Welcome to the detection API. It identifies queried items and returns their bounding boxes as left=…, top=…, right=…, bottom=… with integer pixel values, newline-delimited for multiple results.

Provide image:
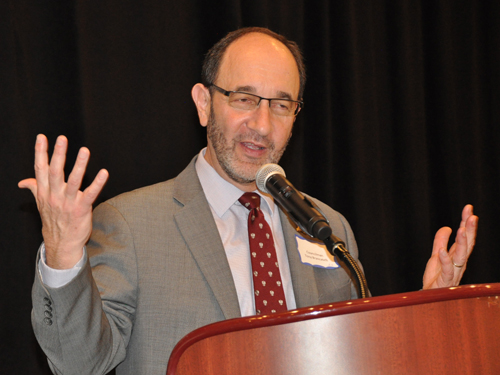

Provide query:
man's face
left=206, top=99, right=292, bottom=184
left=197, top=33, right=301, bottom=191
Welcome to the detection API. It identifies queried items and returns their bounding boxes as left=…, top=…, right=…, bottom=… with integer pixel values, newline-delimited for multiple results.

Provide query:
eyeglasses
left=210, top=84, right=303, bottom=116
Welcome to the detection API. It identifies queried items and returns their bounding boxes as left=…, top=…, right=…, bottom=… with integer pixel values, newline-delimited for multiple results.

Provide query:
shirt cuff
left=38, top=243, right=86, bottom=288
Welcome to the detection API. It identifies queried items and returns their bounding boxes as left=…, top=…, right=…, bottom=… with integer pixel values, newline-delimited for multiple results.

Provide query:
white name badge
left=295, top=234, right=339, bottom=269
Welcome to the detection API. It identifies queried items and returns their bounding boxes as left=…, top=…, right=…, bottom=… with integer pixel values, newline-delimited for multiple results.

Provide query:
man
left=19, top=27, right=478, bottom=375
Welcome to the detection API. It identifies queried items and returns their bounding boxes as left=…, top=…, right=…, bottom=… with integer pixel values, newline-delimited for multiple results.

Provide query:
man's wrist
left=39, top=243, right=87, bottom=288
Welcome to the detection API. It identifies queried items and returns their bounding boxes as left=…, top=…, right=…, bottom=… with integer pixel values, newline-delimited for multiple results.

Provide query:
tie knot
left=238, top=192, right=261, bottom=211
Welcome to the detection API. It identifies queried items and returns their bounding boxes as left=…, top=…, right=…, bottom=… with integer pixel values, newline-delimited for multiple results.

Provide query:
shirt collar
left=195, top=148, right=277, bottom=218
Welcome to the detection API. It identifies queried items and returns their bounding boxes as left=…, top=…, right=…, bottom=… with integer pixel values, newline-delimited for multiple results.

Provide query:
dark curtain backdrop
left=1, top=0, right=499, bottom=373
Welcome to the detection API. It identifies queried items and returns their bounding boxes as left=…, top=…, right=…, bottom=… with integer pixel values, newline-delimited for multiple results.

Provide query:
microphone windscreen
left=255, top=163, right=286, bottom=194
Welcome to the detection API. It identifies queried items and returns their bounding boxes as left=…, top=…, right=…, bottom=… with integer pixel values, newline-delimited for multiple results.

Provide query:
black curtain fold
left=2, top=1, right=499, bottom=373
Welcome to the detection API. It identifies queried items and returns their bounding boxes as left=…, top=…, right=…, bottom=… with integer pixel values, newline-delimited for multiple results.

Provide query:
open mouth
left=242, top=142, right=266, bottom=151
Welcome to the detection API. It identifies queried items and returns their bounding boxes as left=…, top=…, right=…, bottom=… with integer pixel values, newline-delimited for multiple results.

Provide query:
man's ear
left=191, top=83, right=211, bottom=127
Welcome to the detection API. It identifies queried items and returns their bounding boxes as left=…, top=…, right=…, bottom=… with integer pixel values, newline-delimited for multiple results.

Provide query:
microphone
left=255, top=164, right=332, bottom=240
left=256, top=164, right=369, bottom=298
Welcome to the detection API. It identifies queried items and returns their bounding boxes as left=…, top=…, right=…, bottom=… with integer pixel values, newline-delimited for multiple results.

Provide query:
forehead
left=217, top=33, right=300, bottom=98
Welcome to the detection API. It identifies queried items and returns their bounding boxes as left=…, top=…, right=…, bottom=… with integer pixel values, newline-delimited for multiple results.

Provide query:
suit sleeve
left=31, top=202, right=138, bottom=375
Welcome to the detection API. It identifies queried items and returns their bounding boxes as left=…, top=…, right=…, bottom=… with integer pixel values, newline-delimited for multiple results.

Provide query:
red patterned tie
left=239, top=192, right=288, bottom=315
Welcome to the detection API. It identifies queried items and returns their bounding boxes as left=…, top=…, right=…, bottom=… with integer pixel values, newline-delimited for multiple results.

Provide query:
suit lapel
left=173, top=158, right=241, bottom=320
left=279, top=209, right=320, bottom=308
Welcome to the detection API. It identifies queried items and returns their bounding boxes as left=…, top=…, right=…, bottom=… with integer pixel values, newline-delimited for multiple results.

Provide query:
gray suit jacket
left=32, top=156, right=360, bottom=375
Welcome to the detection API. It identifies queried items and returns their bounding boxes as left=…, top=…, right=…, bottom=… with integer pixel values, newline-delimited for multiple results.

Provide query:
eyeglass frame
left=209, top=84, right=304, bottom=116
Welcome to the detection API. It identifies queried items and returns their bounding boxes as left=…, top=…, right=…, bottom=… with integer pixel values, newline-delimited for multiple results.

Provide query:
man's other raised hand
left=422, top=204, right=478, bottom=289
left=19, top=135, right=108, bottom=269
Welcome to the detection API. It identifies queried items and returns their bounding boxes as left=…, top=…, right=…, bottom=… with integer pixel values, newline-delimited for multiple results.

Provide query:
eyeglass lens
left=227, top=92, right=297, bottom=116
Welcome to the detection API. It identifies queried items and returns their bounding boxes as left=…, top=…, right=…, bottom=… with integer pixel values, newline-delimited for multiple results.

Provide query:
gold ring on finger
left=452, top=258, right=464, bottom=268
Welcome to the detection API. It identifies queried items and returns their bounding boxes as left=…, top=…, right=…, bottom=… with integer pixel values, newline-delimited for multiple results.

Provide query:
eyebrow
left=234, top=86, right=294, bottom=100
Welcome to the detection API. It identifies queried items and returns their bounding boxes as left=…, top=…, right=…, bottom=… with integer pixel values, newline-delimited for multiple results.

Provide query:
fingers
left=431, top=226, right=452, bottom=255
left=66, top=147, right=91, bottom=199
left=21, top=134, right=108, bottom=206
left=34, top=134, right=50, bottom=195
left=464, top=213, right=478, bottom=254
left=438, top=248, right=454, bottom=285
left=48, top=136, right=68, bottom=194
left=18, top=178, right=38, bottom=197
left=26, top=134, right=69, bottom=197
left=82, top=169, right=109, bottom=206
left=450, top=227, right=468, bottom=266
left=462, top=204, right=473, bottom=220
left=457, top=204, right=478, bottom=257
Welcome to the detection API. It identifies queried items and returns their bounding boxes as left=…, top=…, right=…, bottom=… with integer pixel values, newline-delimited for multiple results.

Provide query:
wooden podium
left=167, top=283, right=500, bottom=375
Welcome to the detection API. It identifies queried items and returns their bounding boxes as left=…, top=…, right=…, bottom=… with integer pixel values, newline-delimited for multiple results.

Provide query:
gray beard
left=206, top=105, right=291, bottom=185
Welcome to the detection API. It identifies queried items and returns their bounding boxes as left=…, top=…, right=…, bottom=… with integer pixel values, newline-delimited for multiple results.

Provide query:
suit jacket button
left=44, top=304, right=53, bottom=312
left=43, top=297, right=52, bottom=305
left=43, top=317, right=53, bottom=326
left=44, top=311, right=53, bottom=318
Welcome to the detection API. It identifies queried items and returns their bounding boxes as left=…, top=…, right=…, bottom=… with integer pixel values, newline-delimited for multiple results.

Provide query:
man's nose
left=247, top=100, right=273, bottom=136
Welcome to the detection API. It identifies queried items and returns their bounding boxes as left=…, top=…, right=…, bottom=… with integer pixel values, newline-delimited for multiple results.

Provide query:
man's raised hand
left=422, top=204, right=478, bottom=289
left=18, top=135, right=108, bottom=269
